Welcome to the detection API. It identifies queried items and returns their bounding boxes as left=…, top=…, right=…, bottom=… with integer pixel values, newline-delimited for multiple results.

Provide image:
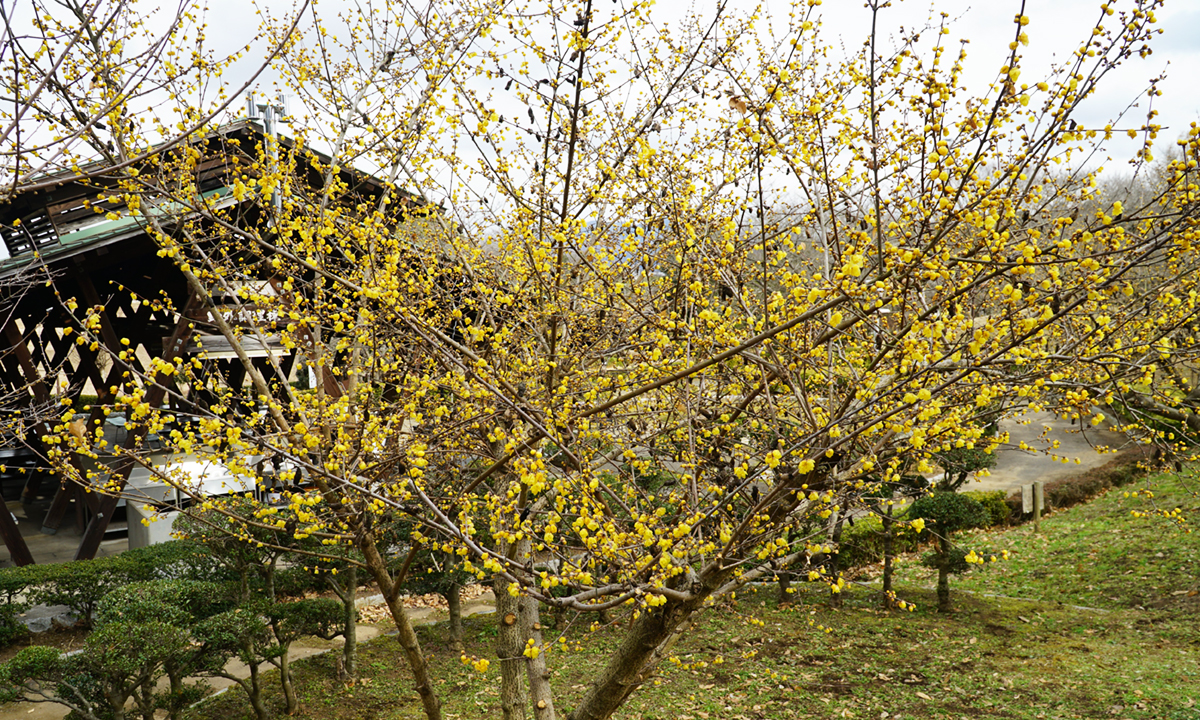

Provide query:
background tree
left=0, top=616, right=192, bottom=720
left=909, top=492, right=991, bottom=612
left=395, top=531, right=476, bottom=654
left=266, top=598, right=345, bottom=715
left=192, top=606, right=279, bottom=720
left=94, top=579, right=231, bottom=719
left=288, top=538, right=366, bottom=679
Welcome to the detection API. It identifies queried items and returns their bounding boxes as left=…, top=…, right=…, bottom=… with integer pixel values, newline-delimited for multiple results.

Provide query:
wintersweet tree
left=6, top=0, right=1200, bottom=719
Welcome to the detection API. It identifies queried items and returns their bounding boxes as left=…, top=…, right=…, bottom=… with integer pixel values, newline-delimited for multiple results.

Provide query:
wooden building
left=0, top=120, right=422, bottom=563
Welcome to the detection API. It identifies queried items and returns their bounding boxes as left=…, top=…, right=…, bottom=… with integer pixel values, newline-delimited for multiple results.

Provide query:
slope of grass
left=917, top=469, right=1200, bottom=611
left=185, top=474, right=1200, bottom=720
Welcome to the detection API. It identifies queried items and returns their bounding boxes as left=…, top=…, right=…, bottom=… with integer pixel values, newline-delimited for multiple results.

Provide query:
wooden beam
left=39, top=480, right=73, bottom=535
left=19, top=468, right=43, bottom=506
left=76, top=274, right=126, bottom=353
left=0, top=501, right=33, bottom=566
left=0, top=324, right=43, bottom=564
left=76, top=274, right=152, bottom=384
left=6, top=316, right=106, bottom=538
left=73, top=343, right=108, bottom=400
left=2, top=323, right=50, bottom=405
left=74, top=292, right=200, bottom=560
left=72, top=486, right=87, bottom=534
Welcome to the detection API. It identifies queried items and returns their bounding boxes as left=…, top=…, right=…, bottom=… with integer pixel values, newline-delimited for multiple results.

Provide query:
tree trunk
left=519, top=594, right=556, bottom=720
left=776, top=571, right=792, bottom=605
left=358, top=536, right=442, bottom=720
left=104, top=689, right=128, bottom=720
left=238, top=565, right=250, bottom=603
left=881, top=502, right=895, bottom=606
left=341, top=566, right=358, bottom=678
left=266, top=554, right=278, bottom=601
left=165, top=668, right=185, bottom=720
left=937, top=534, right=951, bottom=613
left=279, top=647, right=298, bottom=714
left=494, top=573, right=527, bottom=720
left=245, top=664, right=269, bottom=720
left=446, top=582, right=464, bottom=653
left=827, top=511, right=847, bottom=608
left=133, top=682, right=155, bottom=720
left=567, top=568, right=725, bottom=720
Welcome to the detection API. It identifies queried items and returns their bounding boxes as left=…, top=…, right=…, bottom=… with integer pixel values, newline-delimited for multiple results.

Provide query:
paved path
left=966, top=410, right=1129, bottom=494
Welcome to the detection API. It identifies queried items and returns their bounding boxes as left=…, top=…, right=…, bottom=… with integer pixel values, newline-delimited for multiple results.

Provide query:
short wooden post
left=1033, top=481, right=1044, bottom=533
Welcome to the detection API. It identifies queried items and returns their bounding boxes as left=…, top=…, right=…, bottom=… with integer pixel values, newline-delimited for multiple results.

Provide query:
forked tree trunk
left=104, top=689, right=130, bottom=720
left=133, top=682, right=155, bottom=720
left=244, top=663, right=269, bottom=720
left=494, top=574, right=527, bottom=720
left=278, top=650, right=298, bottom=715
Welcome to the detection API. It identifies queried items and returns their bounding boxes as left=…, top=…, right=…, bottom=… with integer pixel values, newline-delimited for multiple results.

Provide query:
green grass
left=185, top=473, right=1200, bottom=720
left=910, top=469, right=1200, bottom=611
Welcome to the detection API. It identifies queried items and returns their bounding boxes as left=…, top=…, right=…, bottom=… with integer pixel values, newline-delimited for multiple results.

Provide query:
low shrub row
left=1003, top=446, right=1154, bottom=517
left=836, top=446, right=1155, bottom=575
left=0, top=539, right=231, bottom=639
left=836, top=489, right=1011, bottom=571
left=0, top=537, right=327, bottom=648
left=0, top=576, right=344, bottom=720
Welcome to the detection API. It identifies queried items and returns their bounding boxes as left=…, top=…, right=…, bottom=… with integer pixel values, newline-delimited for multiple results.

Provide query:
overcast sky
left=193, top=0, right=1198, bottom=171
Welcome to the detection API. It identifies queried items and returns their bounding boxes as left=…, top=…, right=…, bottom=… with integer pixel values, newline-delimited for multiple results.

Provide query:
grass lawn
left=186, top=472, right=1200, bottom=720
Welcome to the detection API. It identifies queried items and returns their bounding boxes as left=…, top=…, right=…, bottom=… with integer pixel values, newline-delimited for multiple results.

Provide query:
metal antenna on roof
left=246, top=92, right=291, bottom=213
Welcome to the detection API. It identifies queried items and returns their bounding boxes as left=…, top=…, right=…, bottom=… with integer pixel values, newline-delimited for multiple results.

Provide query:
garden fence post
left=1033, top=481, right=1044, bottom=534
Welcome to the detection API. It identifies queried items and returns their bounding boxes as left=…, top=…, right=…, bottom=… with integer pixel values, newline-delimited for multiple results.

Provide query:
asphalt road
left=967, top=410, right=1130, bottom=494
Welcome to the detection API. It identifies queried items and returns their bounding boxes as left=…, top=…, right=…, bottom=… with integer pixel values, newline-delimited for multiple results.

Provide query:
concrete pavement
left=965, top=410, right=1129, bottom=494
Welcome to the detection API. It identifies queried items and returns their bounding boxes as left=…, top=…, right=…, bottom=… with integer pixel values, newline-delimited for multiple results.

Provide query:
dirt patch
left=0, top=625, right=88, bottom=664
left=900, top=670, right=929, bottom=685
left=806, top=672, right=854, bottom=696
left=1146, top=589, right=1200, bottom=610
left=984, top=622, right=1015, bottom=636
left=942, top=701, right=1013, bottom=717
left=358, top=584, right=490, bottom=625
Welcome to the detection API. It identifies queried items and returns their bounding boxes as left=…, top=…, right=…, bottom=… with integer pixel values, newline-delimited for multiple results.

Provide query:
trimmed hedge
left=94, top=579, right=232, bottom=628
left=24, top=556, right=141, bottom=627
left=836, top=447, right=1154, bottom=575
left=910, top=492, right=989, bottom=536
left=1003, top=446, right=1154, bottom=517
left=0, top=567, right=34, bottom=647
left=836, top=513, right=924, bottom=571
left=963, top=490, right=1011, bottom=527
left=838, top=491, right=1010, bottom=572
left=121, top=539, right=230, bottom=583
